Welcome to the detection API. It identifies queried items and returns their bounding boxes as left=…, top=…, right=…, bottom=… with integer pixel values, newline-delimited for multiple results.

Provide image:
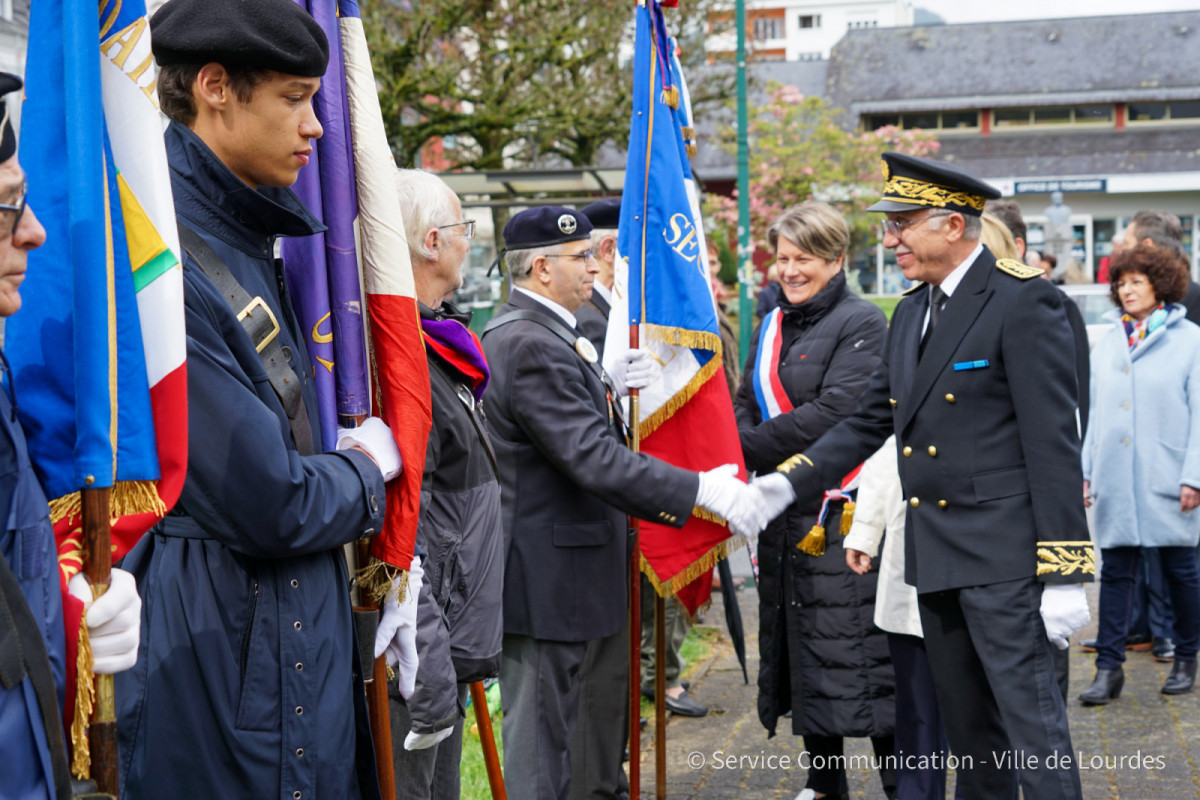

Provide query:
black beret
left=150, top=0, right=329, bottom=78
left=503, top=206, right=593, bottom=251
left=0, top=72, right=20, bottom=163
left=581, top=196, right=621, bottom=229
left=867, top=152, right=1001, bottom=217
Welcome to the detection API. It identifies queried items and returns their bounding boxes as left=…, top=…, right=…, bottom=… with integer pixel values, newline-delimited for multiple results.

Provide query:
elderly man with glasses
left=751, top=153, right=1094, bottom=800
left=481, top=205, right=766, bottom=798
left=382, top=168, right=500, bottom=800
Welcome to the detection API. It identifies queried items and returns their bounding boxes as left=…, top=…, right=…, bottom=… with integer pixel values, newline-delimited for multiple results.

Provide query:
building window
left=0, top=0, right=11, bottom=22
left=753, top=17, right=784, bottom=40
left=796, top=52, right=823, bottom=62
left=799, top=14, right=820, bottom=29
left=862, top=110, right=979, bottom=131
left=993, top=105, right=1116, bottom=127
left=848, top=19, right=878, bottom=29
left=1127, top=101, right=1200, bottom=123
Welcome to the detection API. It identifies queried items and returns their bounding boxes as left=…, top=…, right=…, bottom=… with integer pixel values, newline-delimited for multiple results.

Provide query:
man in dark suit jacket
left=482, top=206, right=763, bottom=799
left=753, top=154, right=1094, bottom=800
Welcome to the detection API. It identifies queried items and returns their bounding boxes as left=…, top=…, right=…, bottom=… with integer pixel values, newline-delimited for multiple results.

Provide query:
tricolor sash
left=752, top=308, right=794, bottom=421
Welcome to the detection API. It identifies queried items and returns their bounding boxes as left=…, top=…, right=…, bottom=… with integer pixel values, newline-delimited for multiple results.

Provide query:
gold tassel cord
left=640, top=532, right=747, bottom=600
left=797, top=525, right=826, bottom=557
left=71, top=623, right=95, bottom=779
left=661, top=86, right=679, bottom=109
left=686, top=144, right=698, bottom=159
left=840, top=501, right=855, bottom=535
left=354, top=557, right=411, bottom=605
left=49, top=479, right=167, bottom=527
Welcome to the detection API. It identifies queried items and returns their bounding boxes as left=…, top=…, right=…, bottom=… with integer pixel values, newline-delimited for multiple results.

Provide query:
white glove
left=608, top=348, right=662, bottom=398
left=337, top=416, right=403, bottom=481
left=404, top=726, right=456, bottom=752
left=374, top=557, right=423, bottom=698
left=67, top=569, right=142, bottom=674
left=1040, top=583, right=1090, bottom=650
left=748, top=473, right=796, bottom=523
left=695, top=463, right=768, bottom=539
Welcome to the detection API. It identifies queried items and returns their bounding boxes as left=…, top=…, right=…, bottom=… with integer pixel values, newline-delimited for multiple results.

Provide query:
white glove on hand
left=375, top=557, right=423, bottom=698
left=608, top=348, right=662, bottom=398
left=748, top=473, right=797, bottom=525
left=1040, top=583, right=1091, bottom=650
left=337, top=416, right=403, bottom=481
left=404, top=726, right=456, bottom=752
left=695, top=464, right=767, bottom=539
left=67, top=569, right=142, bottom=674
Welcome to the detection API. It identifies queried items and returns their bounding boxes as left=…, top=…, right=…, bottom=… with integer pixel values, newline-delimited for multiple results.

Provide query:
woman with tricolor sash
left=734, top=202, right=897, bottom=800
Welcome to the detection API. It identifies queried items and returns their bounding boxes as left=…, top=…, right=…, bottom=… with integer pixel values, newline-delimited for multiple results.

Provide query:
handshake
left=694, top=464, right=798, bottom=544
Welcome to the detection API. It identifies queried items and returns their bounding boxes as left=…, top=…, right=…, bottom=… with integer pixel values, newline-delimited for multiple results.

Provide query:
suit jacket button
left=938, top=500, right=948, bottom=508
left=910, top=497, right=920, bottom=508
left=945, top=393, right=956, bottom=403
left=903, top=446, right=913, bottom=457
left=889, top=398, right=897, bottom=407
left=927, top=446, right=937, bottom=457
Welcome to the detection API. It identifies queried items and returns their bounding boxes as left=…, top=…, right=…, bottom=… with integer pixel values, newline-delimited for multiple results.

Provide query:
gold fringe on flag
left=71, top=624, right=95, bottom=779
left=635, top=324, right=726, bottom=440
left=640, top=531, right=746, bottom=600
left=840, top=501, right=855, bottom=535
left=661, top=86, right=680, bottom=108
left=355, top=557, right=411, bottom=605
left=686, top=144, right=698, bottom=159
left=796, top=524, right=826, bottom=556
left=681, top=126, right=695, bottom=140
left=49, top=480, right=166, bottom=526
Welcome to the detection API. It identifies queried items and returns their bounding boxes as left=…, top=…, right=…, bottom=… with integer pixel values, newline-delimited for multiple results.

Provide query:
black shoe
left=1161, top=659, right=1197, bottom=695
left=1079, top=667, right=1124, bottom=705
left=664, top=689, right=709, bottom=717
left=1127, top=633, right=1153, bottom=651
left=639, top=716, right=647, bottom=731
left=1079, top=638, right=1097, bottom=652
left=680, top=679, right=690, bottom=691
left=1153, top=637, right=1176, bottom=662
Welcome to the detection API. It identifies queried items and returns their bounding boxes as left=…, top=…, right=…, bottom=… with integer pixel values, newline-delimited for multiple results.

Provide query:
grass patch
left=868, top=295, right=904, bottom=320
left=640, top=623, right=720, bottom=718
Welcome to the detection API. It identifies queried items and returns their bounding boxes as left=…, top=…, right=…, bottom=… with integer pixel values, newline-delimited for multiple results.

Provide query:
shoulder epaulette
left=902, top=282, right=926, bottom=296
left=995, top=258, right=1043, bottom=280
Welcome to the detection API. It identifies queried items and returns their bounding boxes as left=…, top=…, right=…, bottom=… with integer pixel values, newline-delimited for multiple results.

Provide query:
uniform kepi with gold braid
left=868, top=151, right=1001, bottom=216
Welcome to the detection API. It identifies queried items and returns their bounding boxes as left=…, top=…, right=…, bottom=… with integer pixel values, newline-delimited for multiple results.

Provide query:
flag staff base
left=83, top=487, right=119, bottom=797
left=355, top=538, right=397, bottom=799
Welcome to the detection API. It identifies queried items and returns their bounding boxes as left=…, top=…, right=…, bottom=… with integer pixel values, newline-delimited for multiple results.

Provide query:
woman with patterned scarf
left=1081, top=244, right=1200, bottom=704
left=733, top=202, right=895, bottom=800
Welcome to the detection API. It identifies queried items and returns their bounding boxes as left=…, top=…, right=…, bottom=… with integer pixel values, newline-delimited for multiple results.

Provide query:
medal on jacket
left=575, top=336, right=599, bottom=363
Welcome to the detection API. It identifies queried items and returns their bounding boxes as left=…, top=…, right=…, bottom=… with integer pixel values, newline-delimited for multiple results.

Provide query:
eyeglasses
left=0, top=183, right=27, bottom=235
left=436, top=219, right=476, bottom=239
left=547, top=249, right=594, bottom=262
left=881, top=210, right=951, bottom=237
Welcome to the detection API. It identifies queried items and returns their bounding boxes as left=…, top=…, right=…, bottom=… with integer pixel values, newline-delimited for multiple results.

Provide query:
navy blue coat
left=115, top=122, right=386, bottom=800
left=0, top=362, right=67, bottom=800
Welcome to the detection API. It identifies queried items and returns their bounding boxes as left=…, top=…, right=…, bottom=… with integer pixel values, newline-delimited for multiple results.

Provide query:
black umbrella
left=717, top=556, right=749, bottom=684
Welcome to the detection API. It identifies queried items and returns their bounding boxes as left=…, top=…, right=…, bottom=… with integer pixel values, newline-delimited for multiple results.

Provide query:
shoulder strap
left=177, top=224, right=315, bottom=456
left=428, top=359, right=498, bottom=477
left=483, top=309, right=606, bottom=386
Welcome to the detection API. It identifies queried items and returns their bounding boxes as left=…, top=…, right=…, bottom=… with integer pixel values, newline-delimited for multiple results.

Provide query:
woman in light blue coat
left=1080, top=245, right=1200, bottom=703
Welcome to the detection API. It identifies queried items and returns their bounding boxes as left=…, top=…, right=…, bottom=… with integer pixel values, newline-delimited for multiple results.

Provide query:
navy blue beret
left=150, top=0, right=329, bottom=78
left=868, top=152, right=1001, bottom=217
left=0, top=72, right=20, bottom=163
left=582, top=196, right=621, bottom=229
left=503, top=206, right=593, bottom=251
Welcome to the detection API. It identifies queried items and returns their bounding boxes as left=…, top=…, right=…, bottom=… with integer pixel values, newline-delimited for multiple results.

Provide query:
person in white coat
left=845, top=437, right=962, bottom=800
left=1080, top=244, right=1200, bottom=702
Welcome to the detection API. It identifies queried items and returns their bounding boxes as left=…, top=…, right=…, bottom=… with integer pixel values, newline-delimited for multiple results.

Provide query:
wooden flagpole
left=82, top=486, right=118, bottom=797
left=470, top=681, right=507, bottom=799
left=354, top=537, right=396, bottom=798
left=627, top=324, right=642, bottom=800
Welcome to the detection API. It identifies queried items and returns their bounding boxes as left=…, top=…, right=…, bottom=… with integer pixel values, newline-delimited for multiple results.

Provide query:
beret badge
left=558, top=214, right=577, bottom=235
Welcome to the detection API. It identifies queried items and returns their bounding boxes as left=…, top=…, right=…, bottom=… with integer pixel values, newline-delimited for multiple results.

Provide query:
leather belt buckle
left=238, top=296, right=281, bottom=353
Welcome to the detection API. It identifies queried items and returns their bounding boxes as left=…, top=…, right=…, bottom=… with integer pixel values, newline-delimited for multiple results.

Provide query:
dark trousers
left=388, top=683, right=468, bottom=800
left=568, top=619, right=630, bottom=800
left=501, top=634, right=589, bottom=800
left=918, top=577, right=1080, bottom=800
left=887, top=633, right=963, bottom=800
left=639, top=573, right=690, bottom=694
left=1128, top=547, right=1176, bottom=640
left=1096, top=546, right=1200, bottom=669
left=802, top=733, right=895, bottom=797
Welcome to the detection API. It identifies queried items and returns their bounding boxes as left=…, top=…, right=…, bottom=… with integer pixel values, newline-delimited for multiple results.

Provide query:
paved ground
left=634, top=579, right=1200, bottom=799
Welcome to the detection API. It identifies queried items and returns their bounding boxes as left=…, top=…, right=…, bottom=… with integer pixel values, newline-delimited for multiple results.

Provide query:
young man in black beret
left=114, top=2, right=407, bottom=798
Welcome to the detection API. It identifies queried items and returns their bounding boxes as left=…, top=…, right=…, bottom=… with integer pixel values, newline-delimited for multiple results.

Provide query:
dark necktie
left=919, top=285, right=947, bottom=359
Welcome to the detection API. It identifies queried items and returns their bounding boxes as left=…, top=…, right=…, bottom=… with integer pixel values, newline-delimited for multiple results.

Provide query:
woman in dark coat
left=735, top=202, right=895, bottom=800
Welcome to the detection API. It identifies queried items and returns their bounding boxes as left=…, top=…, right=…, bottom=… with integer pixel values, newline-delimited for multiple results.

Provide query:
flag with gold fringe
left=6, top=0, right=186, bottom=774
left=603, top=0, right=744, bottom=616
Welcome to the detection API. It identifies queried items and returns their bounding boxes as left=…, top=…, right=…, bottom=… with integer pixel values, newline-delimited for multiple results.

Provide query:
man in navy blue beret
left=114, top=2, right=407, bottom=798
left=481, top=205, right=767, bottom=797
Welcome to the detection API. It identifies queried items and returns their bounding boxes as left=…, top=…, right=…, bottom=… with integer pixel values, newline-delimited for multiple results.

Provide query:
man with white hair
left=387, top=168, right=504, bottom=800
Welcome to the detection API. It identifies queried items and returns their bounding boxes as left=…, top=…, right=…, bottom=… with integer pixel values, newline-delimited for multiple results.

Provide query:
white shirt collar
left=514, top=286, right=577, bottom=329
left=593, top=282, right=613, bottom=304
left=934, top=242, right=984, bottom=299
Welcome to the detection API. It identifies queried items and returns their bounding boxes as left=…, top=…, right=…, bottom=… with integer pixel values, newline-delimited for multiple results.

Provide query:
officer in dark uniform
left=575, top=197, right=620, bottom=357
left=482, top=206, right=763, bottom=799
left=751, top=153, right=1094, bottom=800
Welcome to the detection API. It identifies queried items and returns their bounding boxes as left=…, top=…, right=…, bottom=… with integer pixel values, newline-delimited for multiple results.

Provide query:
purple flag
left=282, top=0, right=371, bottom=446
